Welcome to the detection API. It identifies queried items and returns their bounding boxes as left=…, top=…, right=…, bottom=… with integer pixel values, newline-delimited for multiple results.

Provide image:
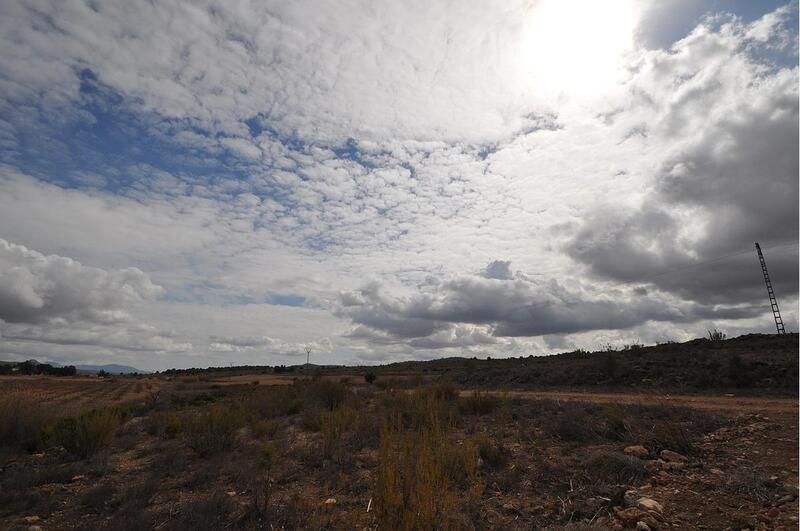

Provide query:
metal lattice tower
left=755, top=242, right=785, bottom=334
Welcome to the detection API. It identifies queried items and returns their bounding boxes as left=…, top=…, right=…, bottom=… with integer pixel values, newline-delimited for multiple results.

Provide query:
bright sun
left=520, top=0, right=639, bottom=98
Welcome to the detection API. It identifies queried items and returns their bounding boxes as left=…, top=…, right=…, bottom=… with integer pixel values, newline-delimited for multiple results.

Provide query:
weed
left=460, top=391, right=499, bottom=415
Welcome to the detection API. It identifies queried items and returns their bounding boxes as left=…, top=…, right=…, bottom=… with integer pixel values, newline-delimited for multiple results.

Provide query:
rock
left=24, top=516, right=40, bottom=524
left=29, top=527, right=43, bottom=531
left=659, top=450, right=688, bottom=463
left=777, top=493, right=797, bottom=505
left=644, top=460, right=663, bottom=473
left=766, top=507, right=780, bottom=518
left=709, top=468, right=724, bottom=475
left=637, top=497, right=664, bottom=514
left=636, top=522, right=652, bottom=531
left=226, top=491, right=237, bottom=497
left=71, top=474, right=87, bottom=481
left=661, top=461, right=685, bottom=471
left=324, top=498, right=337, bottom=505
left=624, top=445, right=649, bottom=458
left=614, top=506, right=642, bottom=523
left=624, top=490, right=638, bottom=507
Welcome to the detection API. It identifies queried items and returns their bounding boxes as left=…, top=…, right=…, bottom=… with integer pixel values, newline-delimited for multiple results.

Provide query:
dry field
left=0, top=371, right=797, bottom=531
left=0, top=376, right=163, bottom=416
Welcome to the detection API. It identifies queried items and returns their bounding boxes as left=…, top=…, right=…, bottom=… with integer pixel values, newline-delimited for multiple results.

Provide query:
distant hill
left=75, top=364, right=149, bottom=375
left=375, top=333, right=798, bottom=394
left=0, top=360, right=148, bottom=375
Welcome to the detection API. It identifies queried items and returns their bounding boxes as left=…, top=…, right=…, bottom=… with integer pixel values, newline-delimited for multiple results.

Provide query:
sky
left=0, top=0, right=797, bottom=370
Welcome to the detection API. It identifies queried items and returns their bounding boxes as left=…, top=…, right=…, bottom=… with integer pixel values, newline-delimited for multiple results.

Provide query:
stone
left=71, top=474, right=87, bottom=481
left=636, top=522, right=652, bottom=531
left=24, top=516, right=40, bottom=524
left=659, top=450, right=688, bottom=463
left=324, top=498, right=337, bottom=505
left=766, top=507, right=780, bottom=518
left=624, top=490, right=638, bottom=507
left=226, top=491, right=237, bottom=497
left=637, top=497, right=664, bottom=514
left=709, top=468, right=724, bottom=475
left=661, top=462, right=685, bottom=471
left=624, top=445, right=649, bottom=458
left=644, top=460, right=663, bottom=473
left=614, top=506, right=642, bottom=523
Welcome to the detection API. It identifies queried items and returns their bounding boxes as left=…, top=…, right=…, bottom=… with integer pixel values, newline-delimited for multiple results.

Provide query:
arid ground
left=0, top=335, right=797, bottom=530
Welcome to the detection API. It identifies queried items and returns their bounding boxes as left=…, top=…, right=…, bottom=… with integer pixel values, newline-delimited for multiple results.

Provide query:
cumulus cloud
left=568, top=9, right=798, bottom=306
left=0, top=238, right=162, bottom=324
left=0, top=2, right=795, bottom=368
left=0, top=239, right=193, bottom=360
left=337, top=261, right=765, bottom=350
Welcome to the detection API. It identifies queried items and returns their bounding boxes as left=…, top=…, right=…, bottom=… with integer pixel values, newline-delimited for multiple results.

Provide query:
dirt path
left=460, top=389, right=798, bottom=414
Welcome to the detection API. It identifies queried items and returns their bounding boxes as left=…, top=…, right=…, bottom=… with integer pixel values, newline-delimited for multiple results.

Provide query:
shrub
left=364, top=371, right=377, bottom=384
left=303, top=380, right=352, bottom=411
left=474, top=433, right=508, bottom=469
left=707, top=329, right=727, bottom=342
left=146, top=411, right=183, bottom=439
left=460, top=391, right=499, bottom=415
left=374, top=422, right=477, bottom=530
left=0, top=391, right=54, bottom=452
left=54, top=408, right=121, bottom=458
left=583, top=450, right=646, bottom=484
left=184, top=404, right=244, bottom=457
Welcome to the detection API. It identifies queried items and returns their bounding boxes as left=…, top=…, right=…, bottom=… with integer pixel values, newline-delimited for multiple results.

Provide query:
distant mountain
left=75, top=364, right=149, bottom=375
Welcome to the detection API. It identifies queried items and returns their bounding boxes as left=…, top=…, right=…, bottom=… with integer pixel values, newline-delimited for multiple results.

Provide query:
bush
left=460, top=391, right=499, bottom=415
left=364, top=371, right=377, bottom=384
left=374, top=422, right=477, bottom=530
left=184, top=405, right=244, bottom=456
left=146, top=411, right=183, bottom=439
left=54, top=408, right=121, bottom=458
left=474, top=433, right=508, bottom=469
left=303, top=379, right=352, bottom=411
left=583, top=450, right=646, bottom=484
left=0, top=391, right=54, bottom=452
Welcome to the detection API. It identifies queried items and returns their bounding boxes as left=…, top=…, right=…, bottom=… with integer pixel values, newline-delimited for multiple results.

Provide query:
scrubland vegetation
left=0, top=334, right=797, bottom=529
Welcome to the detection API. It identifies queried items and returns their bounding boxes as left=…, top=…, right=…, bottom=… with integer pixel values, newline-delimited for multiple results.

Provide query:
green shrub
left=364, top=371, right=377, bottom=384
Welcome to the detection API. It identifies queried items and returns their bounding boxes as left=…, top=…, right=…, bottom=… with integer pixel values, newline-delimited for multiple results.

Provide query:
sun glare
left=520, top=0, right=639, bottom=98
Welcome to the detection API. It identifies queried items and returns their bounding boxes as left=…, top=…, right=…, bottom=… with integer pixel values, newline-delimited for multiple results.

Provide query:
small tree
left=364, top=371, right=377, bottom=384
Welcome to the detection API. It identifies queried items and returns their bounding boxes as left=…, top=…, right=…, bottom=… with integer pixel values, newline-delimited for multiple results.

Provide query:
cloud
left=336, top=261, right=766, bottom=350
left=0, top=2, right=795, bottom=368
left=0, top=238, right=162, bottom=324
left=568, top=9, right=799, bottom=305
left=0, top=239, right=193, bottom=360
left=482, top=260, right=513, bottom=280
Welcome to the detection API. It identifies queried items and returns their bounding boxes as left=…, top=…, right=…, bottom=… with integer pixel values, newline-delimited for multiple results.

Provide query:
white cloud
left=0, top=2, right=795, bottom=368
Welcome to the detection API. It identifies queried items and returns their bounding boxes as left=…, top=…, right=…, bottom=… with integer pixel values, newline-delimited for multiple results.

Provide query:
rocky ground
left=0, top=378, right=797, bottom=530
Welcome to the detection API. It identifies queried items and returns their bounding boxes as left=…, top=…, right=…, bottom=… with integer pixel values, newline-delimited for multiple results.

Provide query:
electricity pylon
left=755, top=242, right=785, bottom=334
